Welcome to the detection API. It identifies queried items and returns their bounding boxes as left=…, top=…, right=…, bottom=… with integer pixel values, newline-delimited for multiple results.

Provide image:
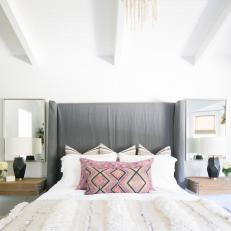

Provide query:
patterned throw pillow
left=156, top=146, right=171, bottom=156
left=77, top=158, right=95, bottom=190
left=120, top=145, right=137, bottom=155
left=65, top=145, right=82, bottom=155
left=84, top=159, right=153, bottom=195
left=65, top=144, right=103, bottom=155
left=138, top=144, right=171, bottom=156
left=77, top=145, right=136, bottom=189
left=99, top=144, right=136, bottom=155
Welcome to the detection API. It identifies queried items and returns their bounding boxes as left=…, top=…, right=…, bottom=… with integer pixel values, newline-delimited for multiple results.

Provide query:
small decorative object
left=207, top=157, right=220, bottom=179
left=13, top=157, right=26, bottom=180
left=0, top=161, right=8, bottom=181
left=222, top=162, right=231, bottom=177
left=195, top=154, right=203, bottom=160
left=220, top=106, right=226, bottom=125
left=26, top=155, right=35, bottom=161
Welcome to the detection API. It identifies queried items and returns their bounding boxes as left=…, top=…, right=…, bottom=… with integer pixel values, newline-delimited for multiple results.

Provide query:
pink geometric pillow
left=77, top=157, right=118, bottom=190
left=78, top=158, right=119, bottom=190
left=84, top=159, right=153, bottom=195
left=77, top=158, right=98, bottom=190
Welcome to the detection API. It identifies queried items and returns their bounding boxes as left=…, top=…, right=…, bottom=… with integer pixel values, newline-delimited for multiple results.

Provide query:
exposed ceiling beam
left=0, top=0, right=36, bottom=65
left=183, top=0, right=231, bottom=65
left=114, top=1, right=125, bottom=65
left=194, top=0, right=231, bottom=63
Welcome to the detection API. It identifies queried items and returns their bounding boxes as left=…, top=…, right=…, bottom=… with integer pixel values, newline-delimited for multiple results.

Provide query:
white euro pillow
left=65, top=144, right=136, bottom=155
left=65, top=144, right=102, bottom=155
left=60, top=152, right=117, bottom=187
left=119, top=153, right=178, bottom=190
left=138, top=144, right=172, bottom=156
left=99, top=143, right=136, bottom=155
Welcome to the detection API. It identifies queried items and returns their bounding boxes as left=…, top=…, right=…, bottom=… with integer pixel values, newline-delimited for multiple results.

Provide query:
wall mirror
left=186, top=99, right=227, bottom=160
left=3, top=99, right=45, bottom=161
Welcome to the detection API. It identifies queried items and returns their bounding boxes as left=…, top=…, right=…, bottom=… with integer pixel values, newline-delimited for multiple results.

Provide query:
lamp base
left=207, top=157, right=220, bottom=178
left=13, top=157, right=26, bottom=179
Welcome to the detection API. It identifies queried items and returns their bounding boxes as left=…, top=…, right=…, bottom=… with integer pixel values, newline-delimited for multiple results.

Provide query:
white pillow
left=156, top=146, right=171, bottom=156
left=119, top=153, right=178, bottom=190
left=99, top=143, right=136, bottom=155
left=65, top=144, right=103, bottom=155
left=138, top=144, right=171, bottom=156
left=60, top=152, right=117, bottom=186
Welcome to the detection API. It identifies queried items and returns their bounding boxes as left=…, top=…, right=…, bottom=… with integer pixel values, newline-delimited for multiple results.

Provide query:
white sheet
left=39, top=181, right=198, bottom=202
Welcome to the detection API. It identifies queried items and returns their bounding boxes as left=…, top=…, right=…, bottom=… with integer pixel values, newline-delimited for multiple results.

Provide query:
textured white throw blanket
left=1, top=196, right=231, bottom=231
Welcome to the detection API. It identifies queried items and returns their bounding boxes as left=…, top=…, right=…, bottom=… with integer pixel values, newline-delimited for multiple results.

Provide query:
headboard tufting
left=47, top=101, right=186, bottom=189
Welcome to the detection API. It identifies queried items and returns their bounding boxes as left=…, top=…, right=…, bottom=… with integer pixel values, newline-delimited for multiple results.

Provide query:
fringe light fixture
left=122, top=0, right=158, bottom=28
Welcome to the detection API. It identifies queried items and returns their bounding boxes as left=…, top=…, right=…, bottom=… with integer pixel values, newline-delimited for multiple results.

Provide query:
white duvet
left=1, top=182, right=231, bottom=231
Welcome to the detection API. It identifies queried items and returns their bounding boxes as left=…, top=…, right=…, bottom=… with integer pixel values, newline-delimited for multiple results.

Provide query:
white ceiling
left=0, top=0, right=230, bottom=65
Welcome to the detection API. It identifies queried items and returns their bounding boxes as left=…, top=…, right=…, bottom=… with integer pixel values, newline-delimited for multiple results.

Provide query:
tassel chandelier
left=122, top=0, right=158, bottom=26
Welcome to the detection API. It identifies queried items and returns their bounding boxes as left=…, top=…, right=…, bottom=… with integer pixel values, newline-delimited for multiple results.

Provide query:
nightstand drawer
left=0, top=178, right=46, bottom=196
left=187, top=177, right=231, bottom=195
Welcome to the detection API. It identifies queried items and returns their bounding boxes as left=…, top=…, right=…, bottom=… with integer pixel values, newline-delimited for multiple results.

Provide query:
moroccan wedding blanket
left=1, top=196, right=231, bottom=231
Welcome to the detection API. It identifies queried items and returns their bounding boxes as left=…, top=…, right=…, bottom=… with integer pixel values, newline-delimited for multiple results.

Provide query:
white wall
left=0, top=51, right=231, bottom=172
left=0, top=49, right=231, bottom=148
left=0, top=53, right=230, bottom=101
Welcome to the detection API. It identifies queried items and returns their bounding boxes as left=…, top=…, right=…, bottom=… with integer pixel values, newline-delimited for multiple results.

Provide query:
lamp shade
left=32, top=138, right=42, bottom=154
left=5, top=137, right=42, bottom=160
left=188, top=137, right=227, bottom=157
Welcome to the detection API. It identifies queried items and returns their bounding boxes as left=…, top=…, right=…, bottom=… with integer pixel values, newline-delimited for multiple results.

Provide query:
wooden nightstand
left=186, top=177, right=231, bottom=195
left=0, top=178, right=46, bottom=196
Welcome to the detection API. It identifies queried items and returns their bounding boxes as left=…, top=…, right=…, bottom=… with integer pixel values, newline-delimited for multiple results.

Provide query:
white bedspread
left=1, top=182, right=231, bottom=231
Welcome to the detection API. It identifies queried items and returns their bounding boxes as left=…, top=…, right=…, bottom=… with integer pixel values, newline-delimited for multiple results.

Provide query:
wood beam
left=0, top=0, right=36, bottom=65
left=194, top=0, right=231, bottom=63
left=114, top=1, right=125, bottom=65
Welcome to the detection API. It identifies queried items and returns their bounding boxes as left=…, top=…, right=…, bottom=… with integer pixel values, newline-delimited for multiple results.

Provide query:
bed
left=1, top=101, right=231, bottom=231
left=1, top=182, right=231, bottom=230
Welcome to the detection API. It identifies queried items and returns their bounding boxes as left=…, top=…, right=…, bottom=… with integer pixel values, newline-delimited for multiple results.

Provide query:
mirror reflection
left=4, top=99, right=45, bottom=161
left=186, top=99, right=227, bottom=160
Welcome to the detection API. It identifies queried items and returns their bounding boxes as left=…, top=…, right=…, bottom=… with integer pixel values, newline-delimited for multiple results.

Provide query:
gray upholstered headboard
left=47, top=101, right=186, bottom=189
